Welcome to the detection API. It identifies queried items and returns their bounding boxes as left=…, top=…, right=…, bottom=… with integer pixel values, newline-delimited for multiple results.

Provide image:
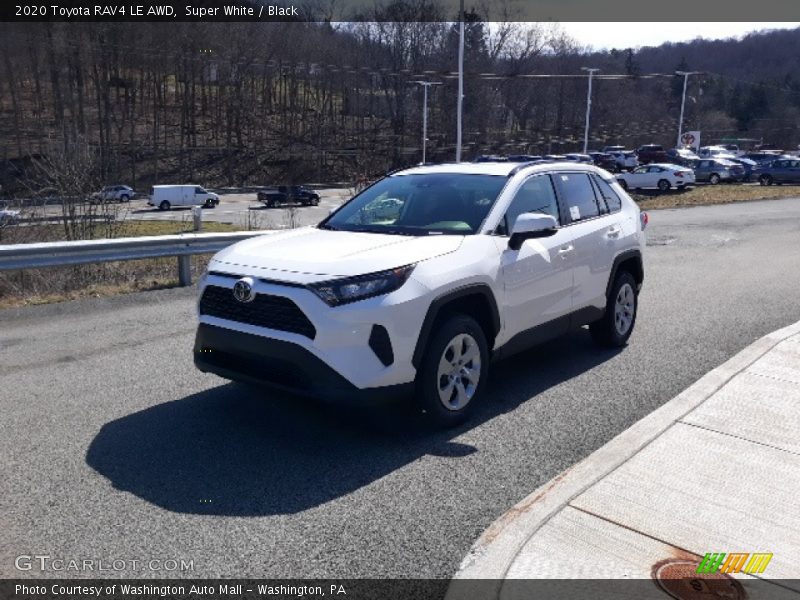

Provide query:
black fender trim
left=411, top=284, right=501, bottom=370
left=606, top=249, right=644, bottom=298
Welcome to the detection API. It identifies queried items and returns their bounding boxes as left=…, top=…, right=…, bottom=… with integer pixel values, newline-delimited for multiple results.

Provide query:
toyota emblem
left=232, top=277, right=255, bottom=303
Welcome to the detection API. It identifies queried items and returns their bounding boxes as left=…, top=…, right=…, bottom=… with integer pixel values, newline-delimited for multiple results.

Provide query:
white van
left=148, top=185, right=219, bottom=210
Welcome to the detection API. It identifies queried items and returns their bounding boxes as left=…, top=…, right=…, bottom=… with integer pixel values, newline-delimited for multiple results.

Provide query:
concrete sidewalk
left=451, top=320, right=800, bottom=598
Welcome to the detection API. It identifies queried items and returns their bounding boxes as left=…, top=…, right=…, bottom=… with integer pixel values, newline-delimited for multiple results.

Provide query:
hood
left=211, top=227, right=464, bottom=281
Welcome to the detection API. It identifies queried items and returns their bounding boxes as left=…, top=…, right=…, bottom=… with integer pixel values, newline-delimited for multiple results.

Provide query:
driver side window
left=497, top=175, right=559, bottom=236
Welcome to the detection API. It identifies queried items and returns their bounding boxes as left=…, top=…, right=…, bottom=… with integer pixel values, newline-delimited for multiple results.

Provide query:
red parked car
left=636, top=144, right=670, bottom=165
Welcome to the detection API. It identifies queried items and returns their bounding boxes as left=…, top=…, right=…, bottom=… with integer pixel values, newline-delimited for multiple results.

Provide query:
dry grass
left=632, top=183, right=800, bottom=210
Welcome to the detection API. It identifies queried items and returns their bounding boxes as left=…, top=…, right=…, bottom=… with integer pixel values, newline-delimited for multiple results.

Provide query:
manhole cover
left=652, top=558, right=746, bottom=600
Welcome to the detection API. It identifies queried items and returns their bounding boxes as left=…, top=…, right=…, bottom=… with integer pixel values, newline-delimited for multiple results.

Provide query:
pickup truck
left=257, top=185, right=320, bottom=208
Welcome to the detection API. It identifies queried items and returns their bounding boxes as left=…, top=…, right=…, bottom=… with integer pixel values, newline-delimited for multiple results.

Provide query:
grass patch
left=632, top=183, right=800, bottom=210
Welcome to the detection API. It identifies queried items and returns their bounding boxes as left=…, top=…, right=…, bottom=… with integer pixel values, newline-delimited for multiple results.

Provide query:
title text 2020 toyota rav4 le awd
left=194, top=162, right=646, bottom=427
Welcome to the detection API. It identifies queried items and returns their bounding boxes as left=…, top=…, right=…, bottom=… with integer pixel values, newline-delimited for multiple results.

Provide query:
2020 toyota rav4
left=193, top=161, right=646, bottom=427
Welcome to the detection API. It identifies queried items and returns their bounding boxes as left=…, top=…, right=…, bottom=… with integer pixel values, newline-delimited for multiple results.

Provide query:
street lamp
left=676, top=71, right=701, bottom=148
left=410, top=81, right=442, bottom=164
left=455, top=0, right=465, bottom=162
left=581, top=67, right=600, bottom=154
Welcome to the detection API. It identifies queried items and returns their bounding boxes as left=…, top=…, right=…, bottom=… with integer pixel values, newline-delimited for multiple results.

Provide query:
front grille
left=199, top=285, right=316, bottom=339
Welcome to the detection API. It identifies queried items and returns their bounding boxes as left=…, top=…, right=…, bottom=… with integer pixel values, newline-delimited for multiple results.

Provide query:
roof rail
left=507, top=159, right=556, bottom=176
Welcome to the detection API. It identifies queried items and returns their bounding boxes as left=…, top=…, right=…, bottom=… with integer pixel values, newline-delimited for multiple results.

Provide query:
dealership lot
left=1, top=197, right=800, bottom=578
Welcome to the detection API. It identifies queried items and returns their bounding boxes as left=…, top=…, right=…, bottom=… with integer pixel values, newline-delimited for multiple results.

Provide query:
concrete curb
left=450, top=319, right=800, bottom=588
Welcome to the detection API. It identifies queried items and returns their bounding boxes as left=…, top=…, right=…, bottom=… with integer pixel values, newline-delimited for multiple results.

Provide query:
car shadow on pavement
left=86, top=329, right=622, bottom=517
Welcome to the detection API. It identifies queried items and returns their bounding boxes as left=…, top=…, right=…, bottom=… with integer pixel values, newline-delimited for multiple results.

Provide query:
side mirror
left=508, top=213, right=558, bottom=250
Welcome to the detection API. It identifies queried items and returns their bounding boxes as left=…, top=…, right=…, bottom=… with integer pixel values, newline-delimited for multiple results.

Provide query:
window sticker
left=561, top=175, right=569, bottom=181
left=570, top=206, right=580, bottom=220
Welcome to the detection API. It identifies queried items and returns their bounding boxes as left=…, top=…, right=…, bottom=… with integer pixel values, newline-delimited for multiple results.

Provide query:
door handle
left=607, top=226, right=621, bottom=238
left=557, top=244, right=574, bottom=258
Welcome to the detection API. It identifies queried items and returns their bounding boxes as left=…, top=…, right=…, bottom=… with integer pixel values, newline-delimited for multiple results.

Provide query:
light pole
left=410, top=81, right=442, bottom=164
left=676, top=70, right=701, bottom=148
left=581, top=67, right=599, bottom=154
left=455, top=0, right=465, bottom=162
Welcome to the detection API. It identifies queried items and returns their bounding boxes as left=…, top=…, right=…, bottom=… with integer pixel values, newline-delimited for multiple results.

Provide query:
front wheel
left=120, top=194, right=130, bottom=203
left=416, top=314, right=489, bottom=428
left=759, top=174, right=773, bottom=186
left=617, top=179, right=628, bottom=190
left=590, top=271, right=638, bottom=348
left=709, top=173, right=721, bottom=185
left=159, top=200, right=170, bottom=211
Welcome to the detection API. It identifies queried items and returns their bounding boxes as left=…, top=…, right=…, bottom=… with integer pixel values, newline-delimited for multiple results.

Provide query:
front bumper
left=194, top=323, right=412, bottom=405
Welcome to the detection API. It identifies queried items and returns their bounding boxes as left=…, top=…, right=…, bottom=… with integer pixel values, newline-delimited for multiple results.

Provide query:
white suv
left=194, top=161, right=646, bottom=426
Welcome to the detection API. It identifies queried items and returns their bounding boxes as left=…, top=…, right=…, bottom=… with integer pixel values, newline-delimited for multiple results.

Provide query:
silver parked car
left=91, top=185, right=135, bottom=203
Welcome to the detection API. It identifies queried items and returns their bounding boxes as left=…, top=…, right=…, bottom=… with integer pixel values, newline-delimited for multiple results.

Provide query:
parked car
left=693, top=159, right=745, bottom=184
left=91, top=185, right=135, bottom=204
left=728, top=157, right=760, bottom=182
left=601, top=145, right=626, bottom=153
left=148, top=185, right=220, bottom=210
left=0, top=201, right=20, bottom=225
left=608, top=150, right=639, bottom=171
left=666, top=148, right=700, bottom=166
left=543, top=154, right=567, bottom=161
left=697, top=146, right=737, bottom=160
left=506, top=154, right=543, bottom=162
left=588, top=152, right=618, bottom=172
left=616, top=163, right=695, bottom=191
left=757, top=158, right=800, bottom=185
left=564, top=153, right=594, bottom=164
left=636, top=144, right=670, bottom=165
left=473, top=155, right=509, bottom=162
left=741, top=151, right=786, bottom=165
left=194, top=162, right=646, bottom=427
left=257, top=185, right=321, bottom=208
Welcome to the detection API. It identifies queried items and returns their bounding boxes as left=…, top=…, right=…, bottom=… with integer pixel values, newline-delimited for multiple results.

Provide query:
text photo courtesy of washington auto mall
left=2, top=1, right=800, bottom=600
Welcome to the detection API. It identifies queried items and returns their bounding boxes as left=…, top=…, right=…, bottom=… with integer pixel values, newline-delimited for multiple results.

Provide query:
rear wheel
left=159, top=200, right=170, bottom=211
left=590, top=271, right=638, bottom=348
left=417, top=314, right=489, bottom=428
left=657, top=179, right=670, bottom=192
left=709, top=173, right=721, bottom=185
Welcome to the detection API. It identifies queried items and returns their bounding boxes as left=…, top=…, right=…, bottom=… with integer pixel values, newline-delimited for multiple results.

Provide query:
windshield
left=320, top=173, right=507, bottom=235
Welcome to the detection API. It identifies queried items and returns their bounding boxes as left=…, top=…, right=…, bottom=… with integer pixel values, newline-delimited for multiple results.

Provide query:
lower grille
left=199, top=285, right=316, bottom=339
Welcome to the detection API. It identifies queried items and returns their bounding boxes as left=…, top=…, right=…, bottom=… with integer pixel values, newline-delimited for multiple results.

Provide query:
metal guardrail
left=0, top=231, right=269, bottom=286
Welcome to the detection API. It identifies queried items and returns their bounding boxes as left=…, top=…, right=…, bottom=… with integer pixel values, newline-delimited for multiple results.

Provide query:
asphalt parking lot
left=1, top=197, right=799, bottom=578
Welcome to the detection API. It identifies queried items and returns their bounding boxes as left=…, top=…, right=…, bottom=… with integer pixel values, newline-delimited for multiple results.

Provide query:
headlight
left=308, top=265, right=415, bottom=307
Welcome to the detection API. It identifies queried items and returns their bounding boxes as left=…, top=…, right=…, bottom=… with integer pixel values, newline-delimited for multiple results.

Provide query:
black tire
left=617, top=179, right=628, bottom=190
left=759, top=174, right=773, bottom=186
left=657, top=179, right=670, bottom=192
left=709, top=173, right=721, bottom=185
left=416, top=314, right=489, bottom=428
left=312, top=196, right=320, bottom=206
left=159, top=200, right=170, bottom=211
left=267, top=197, right=276, bottom=208
left=120, top=194, right=130, bottom=203
left=590, top=271, right=638, bottom=348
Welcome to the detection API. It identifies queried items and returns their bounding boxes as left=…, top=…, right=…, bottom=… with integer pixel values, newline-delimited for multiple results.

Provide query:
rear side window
left=591, top=176, right=622, bottom=213
left=557, top=173, right=599, bottom=222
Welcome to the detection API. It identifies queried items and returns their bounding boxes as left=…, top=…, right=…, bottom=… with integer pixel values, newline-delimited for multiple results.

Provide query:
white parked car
left=91, top=185, right=134, bottom=203
left=148, top=185, right=219, bottom=211
left=0, top=201, right=20, bottom=225
left=194, top=162, right=646, bottom=427
left=607, top=150, right=639, bottom=171
left=697, top=146, right=737, bottom=160
left=615, top=163, right=696, bottom=192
